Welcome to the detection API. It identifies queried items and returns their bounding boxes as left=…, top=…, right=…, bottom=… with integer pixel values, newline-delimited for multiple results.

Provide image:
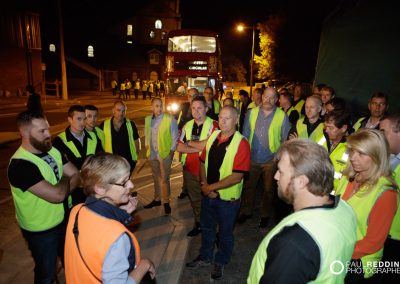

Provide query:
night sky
left=33, top=0, right=340, bottom=82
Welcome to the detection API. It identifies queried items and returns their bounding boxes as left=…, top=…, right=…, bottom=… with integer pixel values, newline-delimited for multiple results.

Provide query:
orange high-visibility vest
left=65, top=204, right=141, bottom=283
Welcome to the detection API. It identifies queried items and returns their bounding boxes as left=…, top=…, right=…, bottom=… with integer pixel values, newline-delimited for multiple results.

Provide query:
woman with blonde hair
left=336, top=129, right=398, bottom=282
left=64, top=153, right=155, bottom=283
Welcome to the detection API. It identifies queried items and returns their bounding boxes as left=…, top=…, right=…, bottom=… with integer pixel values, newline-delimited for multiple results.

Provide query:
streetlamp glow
left=236, top=24, right=256, bottom=95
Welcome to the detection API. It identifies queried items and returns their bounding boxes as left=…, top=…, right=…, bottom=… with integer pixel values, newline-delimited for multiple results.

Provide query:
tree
left=254, top=14, right=286, bottom=80
left=222, top=55, right=247, bottom=82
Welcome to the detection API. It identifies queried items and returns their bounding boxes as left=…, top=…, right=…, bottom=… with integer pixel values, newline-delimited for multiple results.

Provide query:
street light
left=236, top=24, right=256, bottom=95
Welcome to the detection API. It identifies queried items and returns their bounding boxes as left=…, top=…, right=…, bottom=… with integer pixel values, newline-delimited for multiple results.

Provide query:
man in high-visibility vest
left=320, top=86, right=335, bottom=117
left=53, top=105, right=103, bottom=169
left=8, top=110, right=80, bottom=283
left=247, top=88, right=263, bottom=110
left=100, top=100, right=140, bottom=174
left=84, top=104, right=105, bottom=150
left=186, top=106, right=250, bottom=280
left=177, top=96, right=219, bottom=236
left=316, top=111, right=350, bottom=191
left=278, top=87, right=300, bottom=126
left=248, top=139, right=357, bottom=283
left=53, top=105, right=103, bottom=204
left=238, top=87, right=291, bottom=228
left=204, top=86, right=220, bottom=121
left=288, top=95, right=324, bottom=143
left=143, top=98, right=179, bottom=215
left=353, top=92, right=389, bottom=131
left=379, top=113, right=400, bottom=280
left=292, top=82, right=305, bottom=116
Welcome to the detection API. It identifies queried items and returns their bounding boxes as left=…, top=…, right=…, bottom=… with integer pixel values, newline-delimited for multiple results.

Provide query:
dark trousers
left=200, top=197, right=240, bottom=265
left=21, top=222, right=66, bottom=284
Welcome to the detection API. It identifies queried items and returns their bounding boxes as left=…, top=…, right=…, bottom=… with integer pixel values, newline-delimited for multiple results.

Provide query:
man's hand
left=288, top=132, right=298, bottom=140
left=201, top=181, right=217, bottom=197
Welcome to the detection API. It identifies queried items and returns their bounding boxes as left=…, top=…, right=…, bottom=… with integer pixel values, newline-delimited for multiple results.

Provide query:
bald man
left=100, top=100, right=140, bottom=174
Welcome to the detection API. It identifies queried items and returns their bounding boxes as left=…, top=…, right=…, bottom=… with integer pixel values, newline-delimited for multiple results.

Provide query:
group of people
left=175, top=84, right=399, bottom=283
left=8, top=100, right=156, bottom=283
left=7, top=81, right=400, bottom=283
left=111, top=78, right=165, bottom=100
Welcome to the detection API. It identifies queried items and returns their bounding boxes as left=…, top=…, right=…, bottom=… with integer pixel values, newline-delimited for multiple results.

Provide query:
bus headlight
left=170, top=103, right=179, bottom=112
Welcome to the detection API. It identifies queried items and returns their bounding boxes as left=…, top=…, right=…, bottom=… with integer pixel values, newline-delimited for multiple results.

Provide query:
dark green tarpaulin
left=314, top=0, right=400, bottom=117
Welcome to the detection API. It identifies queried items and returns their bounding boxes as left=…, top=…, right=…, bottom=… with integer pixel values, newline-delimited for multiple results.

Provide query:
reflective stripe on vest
left=65, top=205, right=141, bottom=283
left=296, top=117, right=324, bottom=143
left=330, top=143, right=349, bottom=185
left=317, top=135, right=328, bottom=149
left=336, top=176, right=395, bottom=278
left=145, top=114, right=173, bottom=159
left=10, top=147, right=64, bottom=231
left=204, top=130, right=244, bottom=200
left=248, top=107, right=285, bottom=153
left=248, top=199, right=357, bottom=284
left=181, top=117, right=213, bottom=165
left=58, top=131, right=97, bottom=158
left=103, top=119, right=137, bottom=161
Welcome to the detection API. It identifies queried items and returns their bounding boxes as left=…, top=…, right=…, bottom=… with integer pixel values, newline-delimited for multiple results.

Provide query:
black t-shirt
left=260, top=196, right=338, bottom=283
left=182, top=122, right=204, bottom=142
left=8, top=151, right=68, bottom=191
left=100, top=118, right=139, bottom=162
left=206, top=133, right=235, bottom=184
left=260, top=224, right=320, bottom=284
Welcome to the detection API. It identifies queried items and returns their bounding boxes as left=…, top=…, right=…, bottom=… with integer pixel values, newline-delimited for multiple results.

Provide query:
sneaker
left=236, top=213, right=252, bottom=224
left=187, top=226, right=201, bottom=237
left=164, top=203, right=171, bottom=215
left=259, top=217, right=270, bottom=229
left=186, top=255, right=211, bottom=269
left=211, top=264, right=224, bottom=280
left=144, top=200, right=161, bottom=209
left=178, top=192, right=187, bottom=199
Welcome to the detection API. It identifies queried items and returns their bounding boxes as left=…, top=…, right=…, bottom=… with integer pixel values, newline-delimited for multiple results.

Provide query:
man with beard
left=248, top=139, right=357, bottom=284
left=8, top=111, right=80, bottom=284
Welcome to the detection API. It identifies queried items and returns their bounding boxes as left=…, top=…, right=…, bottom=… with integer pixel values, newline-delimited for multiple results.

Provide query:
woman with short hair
left=64, top=153, right=155, bottom=283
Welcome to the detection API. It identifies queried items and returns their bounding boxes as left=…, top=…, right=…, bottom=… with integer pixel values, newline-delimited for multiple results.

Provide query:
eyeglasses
left=109, top=178, right=131, bottom=188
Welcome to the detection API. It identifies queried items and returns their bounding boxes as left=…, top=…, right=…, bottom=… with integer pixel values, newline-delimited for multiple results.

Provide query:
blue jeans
left=200, top=197, right=240, bottom=265
left=21, top=221, right=66, bottom=284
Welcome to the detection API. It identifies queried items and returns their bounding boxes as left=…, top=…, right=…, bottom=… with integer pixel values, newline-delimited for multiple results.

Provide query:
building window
left=49, top=44, right=56, bottom=52
left=155, top=19, right=162, bottom=29
left=149, top=53, right=160, bottom=65
left=149, top=30, right=155, bottom=39
left=88, top=45, right=94, bottom=57
left=161, top=31, right=167, bottom=40
left=127, top=24, right=133, bottom=36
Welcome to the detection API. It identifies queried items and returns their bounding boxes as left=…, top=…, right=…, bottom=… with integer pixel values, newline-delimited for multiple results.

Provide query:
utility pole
left=58, top=0, right=68, bottom=100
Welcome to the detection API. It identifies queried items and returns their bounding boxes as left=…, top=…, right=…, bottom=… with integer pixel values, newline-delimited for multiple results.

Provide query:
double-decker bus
left=164, top=29, right=222, bottom=114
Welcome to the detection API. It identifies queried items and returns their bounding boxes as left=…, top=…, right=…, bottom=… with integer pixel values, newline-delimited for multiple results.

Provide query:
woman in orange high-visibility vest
left=65, top=153, right=156, bottom=283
